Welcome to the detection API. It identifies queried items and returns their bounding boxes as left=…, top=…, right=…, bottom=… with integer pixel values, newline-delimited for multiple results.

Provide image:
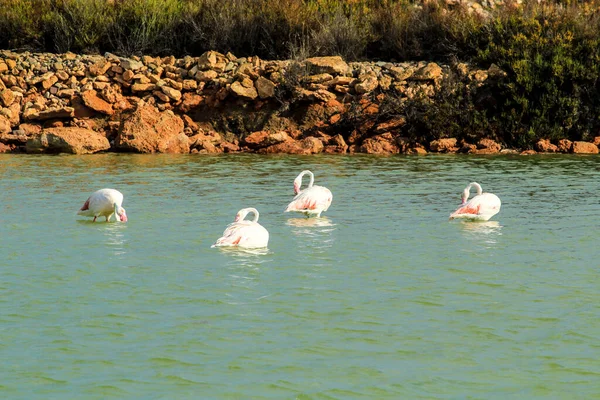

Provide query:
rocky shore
left=0, top=50, right=598, bottom=155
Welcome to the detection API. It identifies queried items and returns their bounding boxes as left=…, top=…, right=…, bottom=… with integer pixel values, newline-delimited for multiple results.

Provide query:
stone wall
left=0, top=50, right=598, bottom=155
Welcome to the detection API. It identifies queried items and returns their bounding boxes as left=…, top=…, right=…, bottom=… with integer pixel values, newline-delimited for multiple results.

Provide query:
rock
left=25, top=127, right=110, bottom=154
left=323, top=134, right=348, bottom=153
left=572, top=141, right=599, bottom=154
left=430, top=138, right=458, bottom=153
left=182, top=79, right=197, bottom=90
left=42, top=74, right=58, bottom=90
left=161, top=86, right=182, bottom=101
left=18, top=123, right=42, bottom=136
left=89, top=61, right=112, bottom=76
left=301, top=136, right=324, bottom=154
left=243, top=130, right=289, bottom=148
left=0, top=132, right=28, bottom=145
left=179, top=93, right=203, bottom=113
left=195, top=70, right=218, bottom=82
left=0, top=142, right=13, bottom=153
left=81, top=90, right=114, bottom=115
left=259, top=137, right=321, bottom=154
left=0, top=89, right=16, bottom=107
left=195, top=140, right=222, bottom=154
left=119, top=57, right=143, bottom=71
left=131, top=83, right=156, bottom=92
left=305, top=56, right=351, bottom=76
left=25, top=107, right=75, bottom=121
left=360, top=133, right=400, bottom=154
left=354, top=72, right=378, bottom=94
left=0, top=115, right=10, bottom=134
left=475, top=138, right=501, bottom=153
left=220, top=141, right=239, bottom=153
left=557, top=138, right=572, bottom=153
left=189, top=132, right=222, bottom=149
left=387, top=66, right=414, bottom=81
left=535, top=139, right=558, bottom=153
left=374, top=117, right=406, bottom=133
left=411, top=62, right=443, bottom=81
left=115, top=103, right=188, bottom=153
left=255, top=76, right=275, bottom=99
left=197, top=51, right=227, bottom=71
left=231, top=80, right=258, bottom=100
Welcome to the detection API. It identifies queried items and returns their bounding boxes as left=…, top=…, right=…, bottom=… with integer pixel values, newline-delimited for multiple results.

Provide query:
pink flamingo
left=449, top=182, right=501, bottom=221
left=77, top=188, right=128, bottom=222
left=212, top=208, right=269, bottom=248
left=284, top=170, right=332, bottom=217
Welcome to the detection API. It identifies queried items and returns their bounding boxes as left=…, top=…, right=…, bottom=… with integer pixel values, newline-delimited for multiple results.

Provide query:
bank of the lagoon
left=1, top=153, right=599, bottom=398
left=1, top=50, right=599, bottom=157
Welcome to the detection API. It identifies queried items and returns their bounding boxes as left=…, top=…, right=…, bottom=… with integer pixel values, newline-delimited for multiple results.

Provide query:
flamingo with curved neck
left=294, top=170, right=315, bottom=194
left=212, top=207, right=269, bottom=248
left=234, top=207, right=259, bottom=223
left=461, top=182, right=483, bottom=204
left=285, top=170, right=332, bottom=217
left=450, top=181, right=501, bottom=221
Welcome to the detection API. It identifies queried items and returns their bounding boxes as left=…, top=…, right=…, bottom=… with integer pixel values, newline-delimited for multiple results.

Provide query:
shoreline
left=0, top=50, right=598, bottom=156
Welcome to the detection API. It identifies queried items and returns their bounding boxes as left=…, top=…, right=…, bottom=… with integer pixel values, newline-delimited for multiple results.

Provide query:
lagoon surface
left=1, top=153, right=599, bottom=399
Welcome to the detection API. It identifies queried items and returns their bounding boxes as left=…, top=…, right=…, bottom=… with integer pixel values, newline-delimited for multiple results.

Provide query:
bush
left=476, top=2, right=600, bottom=146
left=400, top=70, right=494, bottom=145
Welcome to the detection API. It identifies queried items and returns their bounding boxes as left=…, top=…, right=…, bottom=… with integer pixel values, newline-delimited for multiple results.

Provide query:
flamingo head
left=114, top=203, right=128, bottom=222
left=234, top=210, right=246, bottom=222
left=293, top=178, right=301, bottom=194
left=460, top=188, right=469, bottom=205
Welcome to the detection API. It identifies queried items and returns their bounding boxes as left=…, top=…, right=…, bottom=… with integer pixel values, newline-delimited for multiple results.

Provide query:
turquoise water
left=1, top=154, right=599, bottom=399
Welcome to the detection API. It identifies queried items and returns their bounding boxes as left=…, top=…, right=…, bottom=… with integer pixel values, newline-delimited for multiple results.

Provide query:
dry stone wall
left=0, top=50, right=598, bottom=155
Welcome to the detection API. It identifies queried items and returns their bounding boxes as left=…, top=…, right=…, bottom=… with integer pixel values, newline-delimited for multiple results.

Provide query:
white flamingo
left=212, top=208, right=269, bottom=248
left=449, top=182, right=501, bottom=221
left=77, top=188, right=128, bottom=222
left=284, top=170, right=332, bottom=217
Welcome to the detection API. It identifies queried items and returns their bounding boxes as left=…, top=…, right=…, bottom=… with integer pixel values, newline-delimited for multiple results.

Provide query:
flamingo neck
left=246, top=208, right=259, bottom=222
left=113, top=202, right=119, bottom=216
left=468, top=182, right=483, bottom=195
left=302, top=170, right=314, bottom=188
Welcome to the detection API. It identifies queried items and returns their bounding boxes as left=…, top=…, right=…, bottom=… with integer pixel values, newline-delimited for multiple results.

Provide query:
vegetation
left=2, top=0, right=600, bottom=147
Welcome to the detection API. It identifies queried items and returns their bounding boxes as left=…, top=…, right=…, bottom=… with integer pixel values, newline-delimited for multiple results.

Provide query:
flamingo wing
left=285, top=186, right=332, bottom=214
left=450, top=193, right=500, bottom=220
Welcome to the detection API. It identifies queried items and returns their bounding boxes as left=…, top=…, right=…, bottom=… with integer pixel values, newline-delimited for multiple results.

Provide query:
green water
left=0, top=154, right=599, bottom=399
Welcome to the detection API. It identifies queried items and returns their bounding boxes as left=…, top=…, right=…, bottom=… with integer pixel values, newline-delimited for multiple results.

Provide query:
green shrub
left=476, top=2, right=600, bottom=146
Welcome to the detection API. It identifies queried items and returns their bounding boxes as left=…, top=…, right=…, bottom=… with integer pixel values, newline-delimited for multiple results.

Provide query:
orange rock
left=430, top=138, right=458, bottom=153
left=82, top=90, right=114, bottom=115
left=557, top=139, right=572, bottom=153
left=25, top=127, right=110, bottom=154
left=115, top=104, right=188, bottom=153
left=360, top=133, right=400, bottom=155
left=572, top=141, right=599, bottom=154
left=535, top=139, right=558, bottom=153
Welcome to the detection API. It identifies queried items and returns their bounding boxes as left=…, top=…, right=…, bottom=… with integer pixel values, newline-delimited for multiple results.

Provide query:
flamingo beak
left=234, top=214, right=241, bottom=222
left=293, top=182, right=300, bottom=194
left=120, top=213, right=128, bottom=222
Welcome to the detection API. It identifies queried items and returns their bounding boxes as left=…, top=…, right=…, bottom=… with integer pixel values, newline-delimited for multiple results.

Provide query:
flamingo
left=284, top=170, right=332, bottom=217
left=449, top=182, right=501, bottom=221
left=77, top=188, right=128, bottom=222
left=212, top=208, right=269, bottom=248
